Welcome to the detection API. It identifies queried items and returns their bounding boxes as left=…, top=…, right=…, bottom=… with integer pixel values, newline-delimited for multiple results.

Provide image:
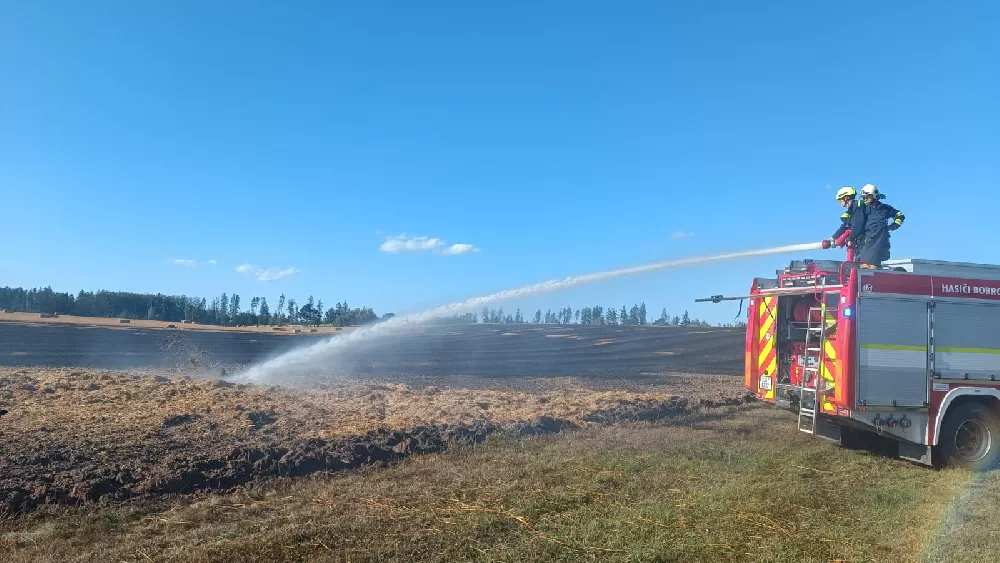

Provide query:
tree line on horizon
left=0, top=285, right=745, bottom=328
left=476, top=303, right=719, bottom=327
left=0, top=286, right=379, bottom=327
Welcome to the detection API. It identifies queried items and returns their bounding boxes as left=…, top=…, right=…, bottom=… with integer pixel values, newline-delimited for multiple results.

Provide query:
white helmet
left=860, top=183, right=879, bottom=197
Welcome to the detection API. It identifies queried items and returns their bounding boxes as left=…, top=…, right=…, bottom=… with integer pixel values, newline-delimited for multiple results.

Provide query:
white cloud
left=378, top=235, right=479, bottom=256
left=442, top=243, right=480, bottom=255
left=235, top=264, right=301, bottom=282
left=379, top=233, right=481, bottom=256
left=379, top=234, right=445, bottom=253
left=671, top=231, right=695, bottom=239
left=170, top=258, right=219, bottom=267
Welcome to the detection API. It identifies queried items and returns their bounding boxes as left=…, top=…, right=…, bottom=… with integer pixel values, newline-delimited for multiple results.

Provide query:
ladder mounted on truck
left=798, top=305, right=835, bottom=434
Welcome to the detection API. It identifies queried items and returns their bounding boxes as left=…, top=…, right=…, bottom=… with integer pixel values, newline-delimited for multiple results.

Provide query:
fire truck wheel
left=938, top=402, right=1000, bottom=471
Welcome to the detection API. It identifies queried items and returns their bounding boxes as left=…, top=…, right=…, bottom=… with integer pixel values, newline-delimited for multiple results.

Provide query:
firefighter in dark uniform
left=829, top=186, right=862, bottom=246
left=849, top=184, right=905, bottom=268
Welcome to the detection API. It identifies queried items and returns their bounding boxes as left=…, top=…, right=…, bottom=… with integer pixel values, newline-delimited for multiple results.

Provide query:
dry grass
left=0, top=404, right=986, bottom=562
left=0, top=368, right=752, bottom=519
left=0, top=368, right=719, bottom=441
left=920, top=471, right=1000, bottom=562
left=0, top=312, right=353, bottom=335
left=2, top=366, right=991, bottom=561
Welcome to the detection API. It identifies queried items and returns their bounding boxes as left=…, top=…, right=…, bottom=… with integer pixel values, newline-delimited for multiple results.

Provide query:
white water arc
left=234, top=241, right=824, bottom=384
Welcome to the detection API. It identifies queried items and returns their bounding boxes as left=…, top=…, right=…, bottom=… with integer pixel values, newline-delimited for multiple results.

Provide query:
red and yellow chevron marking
left=757, top=296, right=777, bottom=400
left=819, top=309, right=837, bottom=413
left=820, top=336, right=837, bottom=412
left=820, top=337, right=836, bottom=384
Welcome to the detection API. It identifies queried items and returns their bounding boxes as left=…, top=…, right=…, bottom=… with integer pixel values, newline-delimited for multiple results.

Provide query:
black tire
left=938, top=402, right=1000, bottom=471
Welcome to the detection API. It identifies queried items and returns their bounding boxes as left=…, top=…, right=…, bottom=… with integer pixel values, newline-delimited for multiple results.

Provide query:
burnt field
left=0, top=322, right=747, bottom=518
left=0, top=321, right=743, bottom=378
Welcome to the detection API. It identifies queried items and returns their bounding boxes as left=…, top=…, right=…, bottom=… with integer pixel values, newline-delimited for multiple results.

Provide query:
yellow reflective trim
left=821, top=339, right=836, bottom=384
left=939, top=346, right=1000, bottom=355
left=821, top=333, right=836, bottom=409
left=757, top=296, right=777, bottom=400
left=759, top=298, right=775, bottom=335
left=758, top=337, right=774, bottom=370
left=862, top=343, right=1000, bottom=354
left=861, top=343, right=926, bottom=351
left=763, top=356, right=777, bottom=400
left=757, top=318, right=777, bottom=376
left=760, top=311, right=775, bottom=336
left=822, top=395, right=836, bottom=413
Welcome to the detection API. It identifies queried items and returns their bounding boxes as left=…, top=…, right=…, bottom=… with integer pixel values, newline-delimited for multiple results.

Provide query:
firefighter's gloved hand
left=888, top=223, right=899, bottom=231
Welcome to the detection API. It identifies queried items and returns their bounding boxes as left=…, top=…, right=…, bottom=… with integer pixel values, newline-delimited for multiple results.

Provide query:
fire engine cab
left=700, top=255, right=1000, bottom=471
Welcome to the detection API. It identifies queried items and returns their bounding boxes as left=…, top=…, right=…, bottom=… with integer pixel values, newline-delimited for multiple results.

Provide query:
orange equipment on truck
left=698, top=234, right=1000, bottom=470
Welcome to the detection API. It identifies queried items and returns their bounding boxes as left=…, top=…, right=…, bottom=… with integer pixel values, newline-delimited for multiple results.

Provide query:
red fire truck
left=699, top=242, right=1000, bottom=471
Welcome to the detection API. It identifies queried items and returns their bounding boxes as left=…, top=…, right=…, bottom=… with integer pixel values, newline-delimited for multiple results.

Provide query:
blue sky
left=1, top=1, right=997, bottom=324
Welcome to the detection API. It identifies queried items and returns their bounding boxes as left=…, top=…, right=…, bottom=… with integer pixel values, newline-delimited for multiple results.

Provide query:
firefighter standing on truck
left=829, top=186, right=862, bottom=246
left=849, top=184, right=904, bottom=268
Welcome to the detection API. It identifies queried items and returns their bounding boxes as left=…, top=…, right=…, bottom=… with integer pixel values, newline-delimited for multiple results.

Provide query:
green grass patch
left=0, top=404, right=988, bottom=562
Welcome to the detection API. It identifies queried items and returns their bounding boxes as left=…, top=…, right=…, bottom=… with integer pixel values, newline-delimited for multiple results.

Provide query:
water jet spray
left=232, top=241, right=824, bottom=385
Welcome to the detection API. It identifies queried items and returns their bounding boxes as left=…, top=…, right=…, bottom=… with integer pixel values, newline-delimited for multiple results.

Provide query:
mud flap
left=898, top=442, right=933, bottom=466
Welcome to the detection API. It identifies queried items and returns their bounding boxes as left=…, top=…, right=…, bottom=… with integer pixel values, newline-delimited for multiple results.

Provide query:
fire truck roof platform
left=880, top=258, right=1000, bottom=281
left=696, top=257, right=1000, bottom=303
